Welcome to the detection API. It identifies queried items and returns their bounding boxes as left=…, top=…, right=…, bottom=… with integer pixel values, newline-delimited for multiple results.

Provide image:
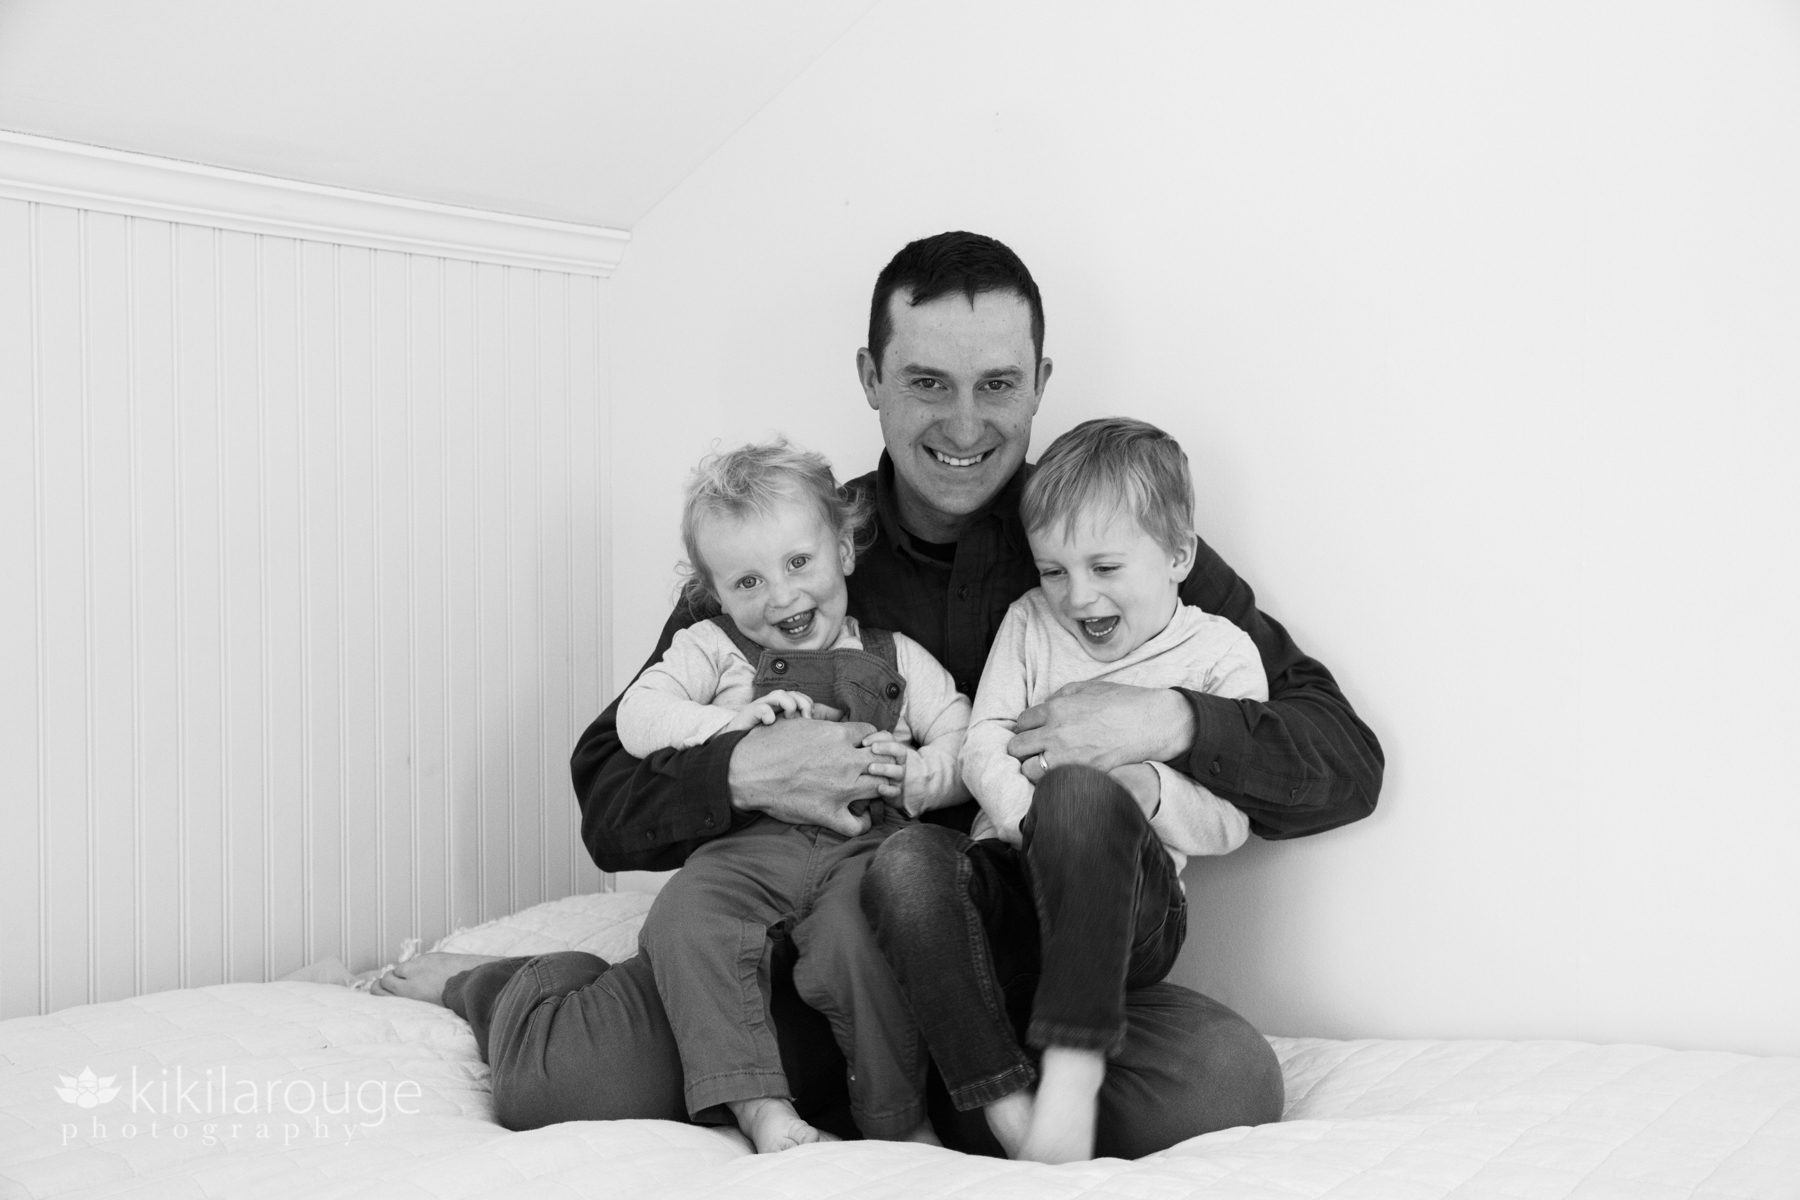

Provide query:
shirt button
left=772, top=659, right=787, bottom=674
left=1209, top=760, right=1221, bottom=775
left=703, top=815, right=714, bottom=826
left=958, top=585, right=971, bottom=600
left=885, top=683, right=901, bottom=699
left=1289, top=787, right=1300, bottom=799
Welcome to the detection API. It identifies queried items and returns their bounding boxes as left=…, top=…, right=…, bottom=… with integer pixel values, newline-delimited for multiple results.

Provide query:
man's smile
left=928, top=447, right=994, bottom=468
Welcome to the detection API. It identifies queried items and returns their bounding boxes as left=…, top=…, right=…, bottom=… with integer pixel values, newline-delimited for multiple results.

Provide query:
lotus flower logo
left=55, top=1067, right=120, bottom=1108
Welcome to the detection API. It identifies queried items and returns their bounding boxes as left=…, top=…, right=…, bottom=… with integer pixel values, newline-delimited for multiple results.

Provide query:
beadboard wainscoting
left=0, top=135, right=627, bottom=1017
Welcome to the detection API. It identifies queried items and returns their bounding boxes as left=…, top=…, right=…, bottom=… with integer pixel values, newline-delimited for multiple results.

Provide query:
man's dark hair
left=866, top=231, right=1045, bottom=379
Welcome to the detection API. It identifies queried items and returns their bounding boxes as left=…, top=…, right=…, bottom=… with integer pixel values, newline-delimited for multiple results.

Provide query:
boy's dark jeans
left=863, top=765, right=1263, bottom=1147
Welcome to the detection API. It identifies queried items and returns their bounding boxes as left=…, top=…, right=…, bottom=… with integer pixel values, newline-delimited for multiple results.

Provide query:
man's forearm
left=1181, top=537, right=1385, bottom=839
left=1177, top=676, right=1382, bottom=839
left=571, top=701, right=745, bottom=872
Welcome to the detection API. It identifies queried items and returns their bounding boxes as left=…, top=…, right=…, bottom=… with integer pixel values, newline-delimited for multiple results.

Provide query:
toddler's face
left=1027, top=509, right=1193, bottom=663
left=697, top=497, right=854, bottom=654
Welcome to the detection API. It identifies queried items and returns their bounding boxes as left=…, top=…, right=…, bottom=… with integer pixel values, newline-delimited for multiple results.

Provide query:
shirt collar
left=874, top=452, right=1031, bottom=563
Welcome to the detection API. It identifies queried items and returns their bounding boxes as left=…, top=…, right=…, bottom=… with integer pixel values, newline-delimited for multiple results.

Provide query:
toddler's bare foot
left=371, top=952, right=501, bottom=1005
left=1017, top=1047, right=1105, bottom=1164
left=728, top=1097, right=840, bottom=1153
left=984, top=1089, right=1034, bottom=1158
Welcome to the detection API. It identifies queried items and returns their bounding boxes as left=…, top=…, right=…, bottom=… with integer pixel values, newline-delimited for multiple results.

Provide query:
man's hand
left=728, top=717, right=881, bottom=837
left=1010, top=680, right=1196, bottom=780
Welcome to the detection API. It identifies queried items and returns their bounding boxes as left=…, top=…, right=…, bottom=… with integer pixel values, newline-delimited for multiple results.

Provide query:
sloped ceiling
left=0, top=0, right=881, bottom=228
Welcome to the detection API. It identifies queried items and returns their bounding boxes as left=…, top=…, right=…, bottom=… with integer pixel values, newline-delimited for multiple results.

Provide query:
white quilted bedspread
left=4, top=896, right=1797, bottom=1199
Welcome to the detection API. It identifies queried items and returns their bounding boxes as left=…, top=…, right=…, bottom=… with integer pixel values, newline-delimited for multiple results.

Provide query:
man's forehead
left=883, top=287, right=1036, bottom=365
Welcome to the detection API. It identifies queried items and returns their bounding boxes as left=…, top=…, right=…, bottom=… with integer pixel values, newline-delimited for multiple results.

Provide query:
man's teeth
left=1080, top=617, right=1120, bottom=640
left=931, top=449, right=990, bottom=468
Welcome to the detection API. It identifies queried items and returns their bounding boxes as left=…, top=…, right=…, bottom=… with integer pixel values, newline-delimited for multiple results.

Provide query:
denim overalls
left=638, top=616, right=930, bottom=1138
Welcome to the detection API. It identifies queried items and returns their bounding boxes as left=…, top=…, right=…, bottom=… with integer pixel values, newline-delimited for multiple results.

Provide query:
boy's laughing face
left=1028, top=509, right=1194, bottom=663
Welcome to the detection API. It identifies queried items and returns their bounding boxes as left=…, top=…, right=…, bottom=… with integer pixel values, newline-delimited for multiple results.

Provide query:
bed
left=4, top=892, right=1797, bottom=1199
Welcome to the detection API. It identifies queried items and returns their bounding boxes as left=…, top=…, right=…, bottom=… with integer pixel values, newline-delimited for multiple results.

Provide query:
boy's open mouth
left=774, top=610, right=816, bottom=639
left=1079, top=616, right=1120, bottom=643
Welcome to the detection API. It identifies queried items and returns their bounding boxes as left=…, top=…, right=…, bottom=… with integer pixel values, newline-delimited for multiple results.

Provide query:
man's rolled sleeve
left=571, top=602, right=752, bottom=873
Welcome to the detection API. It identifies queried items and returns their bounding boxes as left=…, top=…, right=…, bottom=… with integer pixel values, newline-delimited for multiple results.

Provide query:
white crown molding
left=0, top=130, right=630, bottom=276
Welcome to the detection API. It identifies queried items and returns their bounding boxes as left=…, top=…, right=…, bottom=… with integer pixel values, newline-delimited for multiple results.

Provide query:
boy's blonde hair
left=678, top=439, right=873, bottom=609
left=1022, top=418, right=1195, bottom=556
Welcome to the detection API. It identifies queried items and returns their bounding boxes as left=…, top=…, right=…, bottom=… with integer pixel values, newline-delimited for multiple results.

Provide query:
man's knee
left=1095, top=983, right=1283, bottom=1157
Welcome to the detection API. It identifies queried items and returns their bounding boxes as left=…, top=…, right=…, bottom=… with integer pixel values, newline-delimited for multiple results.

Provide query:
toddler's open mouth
left=775, top=610, right=816, bottom=640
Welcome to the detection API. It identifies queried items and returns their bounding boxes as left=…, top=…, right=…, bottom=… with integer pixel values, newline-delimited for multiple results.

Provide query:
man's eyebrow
left=897, top=362, right=945, bottom=376
left=979, top=366, right=1026, bottom=380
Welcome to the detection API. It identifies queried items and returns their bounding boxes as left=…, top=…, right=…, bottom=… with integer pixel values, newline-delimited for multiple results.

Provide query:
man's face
left=858, top=289, right=1051, bottom=543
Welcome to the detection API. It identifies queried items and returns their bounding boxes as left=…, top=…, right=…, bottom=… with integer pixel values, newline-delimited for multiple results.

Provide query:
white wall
left=609, top=0, right=1800, bottom=1055
left=0, top=142, right=614, bottom=1017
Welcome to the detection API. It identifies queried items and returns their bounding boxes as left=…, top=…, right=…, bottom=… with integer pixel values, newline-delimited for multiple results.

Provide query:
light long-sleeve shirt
left=617, top=615, right=971, bottom=816
left=964, top=588, right=1268, bottom=876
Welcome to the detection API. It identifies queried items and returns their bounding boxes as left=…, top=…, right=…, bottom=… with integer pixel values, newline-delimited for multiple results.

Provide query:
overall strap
left=856, top=625, right=899, bottom=674
left=709, top=614, right=766, bottom=662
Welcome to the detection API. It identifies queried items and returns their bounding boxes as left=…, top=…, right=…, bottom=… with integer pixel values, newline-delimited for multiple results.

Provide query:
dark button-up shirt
left=572, top=454, right=1383, bottom=872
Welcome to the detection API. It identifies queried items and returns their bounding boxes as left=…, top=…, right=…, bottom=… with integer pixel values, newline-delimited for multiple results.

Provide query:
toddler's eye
left=733, top=576, right=760, bottom=591
left=789, top=554, right=811, bottom=571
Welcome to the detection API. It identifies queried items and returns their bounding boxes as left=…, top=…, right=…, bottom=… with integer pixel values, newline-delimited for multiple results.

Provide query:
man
left=380, top=231, right=1383, bottom=1154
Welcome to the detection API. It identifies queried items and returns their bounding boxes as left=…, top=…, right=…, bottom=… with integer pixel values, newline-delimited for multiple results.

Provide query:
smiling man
left=378, top=232, right=1383, bottom=1157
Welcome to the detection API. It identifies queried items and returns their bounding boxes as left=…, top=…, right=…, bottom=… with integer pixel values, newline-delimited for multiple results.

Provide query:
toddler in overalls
left=617, top=439, right=971, bottom=1152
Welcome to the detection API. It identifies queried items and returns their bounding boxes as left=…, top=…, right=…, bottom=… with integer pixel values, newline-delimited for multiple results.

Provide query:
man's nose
left=940, top=391, right=982, bottom=447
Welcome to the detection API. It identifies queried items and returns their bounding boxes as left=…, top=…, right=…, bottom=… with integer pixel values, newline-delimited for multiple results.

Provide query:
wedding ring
left=1038, top=752, right=1052, bottom=773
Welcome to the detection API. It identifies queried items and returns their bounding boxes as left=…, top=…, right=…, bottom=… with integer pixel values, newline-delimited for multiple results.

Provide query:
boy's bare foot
left=984, top=1089, right=1034, bottom=1158
left=1017, top=1046, right=1105, bottom=1164
left=370, top=952, right=501, bottom=1005
left=727, top=1096, right=841, bottom=1153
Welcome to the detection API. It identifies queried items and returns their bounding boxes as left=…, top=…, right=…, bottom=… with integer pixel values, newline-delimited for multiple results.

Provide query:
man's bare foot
left=727, top=1096, right=841, bottom=1153
left=1017, top=1047, right=1105, bottom=1164
left=984, top=1089, right=1034, bottom=1158
left=370, top=952, right=501, bottom=1005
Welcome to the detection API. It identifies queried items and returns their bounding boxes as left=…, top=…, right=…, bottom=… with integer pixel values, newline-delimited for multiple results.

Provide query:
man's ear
left=1035, top=356, right=1054, bottom=398
left=857, top=347, right=882, bottom=410
left=1170, top=532, right=1198, bottom=582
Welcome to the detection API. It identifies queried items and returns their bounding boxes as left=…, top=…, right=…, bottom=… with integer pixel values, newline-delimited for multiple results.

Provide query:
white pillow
left=429, top=890, right=653, bottom=963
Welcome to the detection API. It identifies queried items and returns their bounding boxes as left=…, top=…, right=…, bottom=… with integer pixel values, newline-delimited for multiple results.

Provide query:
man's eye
left=789, top=554, right=811, bottom=571
left=910, top=377, right=945, bottom=392
left=979, top=379, right=1014, bottom=393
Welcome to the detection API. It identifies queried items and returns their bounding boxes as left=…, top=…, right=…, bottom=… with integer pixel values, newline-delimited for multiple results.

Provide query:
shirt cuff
left=1175, top=687, right=1253, bottom=797
left=679, top=727, right=750, bottom=838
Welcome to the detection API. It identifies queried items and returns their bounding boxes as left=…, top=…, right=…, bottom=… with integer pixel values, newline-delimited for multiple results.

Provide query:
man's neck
left=893, top=485, right=970, bottom=546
